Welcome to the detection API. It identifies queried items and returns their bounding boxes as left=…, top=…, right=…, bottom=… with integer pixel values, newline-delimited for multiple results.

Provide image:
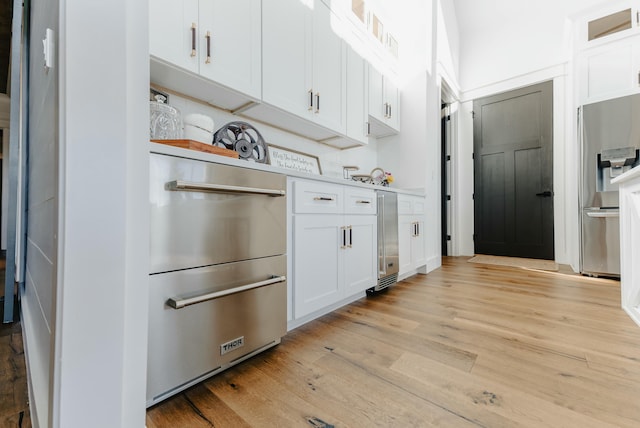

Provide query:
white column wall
left=54, top=1, right=149, bottom=427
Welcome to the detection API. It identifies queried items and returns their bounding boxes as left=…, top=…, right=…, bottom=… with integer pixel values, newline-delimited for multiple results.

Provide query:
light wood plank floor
left=0, top=319, right=30, bottom=428
left=147, top=257, right=640, bottom=427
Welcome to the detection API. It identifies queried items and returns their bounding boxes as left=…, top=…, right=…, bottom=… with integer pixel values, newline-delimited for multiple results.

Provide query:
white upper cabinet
left=345, top=45, right=369, bottom=146
left=578, top=38, right=640, bottom=105
left=262, top=0, right=346, bottom=134
left=149, top=0, right=199, bottom=73
left=368, top=64, right=400, bottom=136
left=575, top=2, right=640, bottom=105
left=312, top=2, right=347, bottom=132
left=149, top=0, right=261, bottom=109
left=261, top=0, right=309, bottom=119
left=198, top=0, right=261, bottom=99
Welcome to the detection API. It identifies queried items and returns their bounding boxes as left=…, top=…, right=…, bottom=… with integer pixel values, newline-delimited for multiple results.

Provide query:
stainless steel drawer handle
left=586, top=211, right=619, bottom=218
left=167, top=275, right=287, bottom=309
left=313, top=196, right=335, bottom=201
left=166, top=180, right=285, bottom=197
left=356, top=200, right=371, bottom=204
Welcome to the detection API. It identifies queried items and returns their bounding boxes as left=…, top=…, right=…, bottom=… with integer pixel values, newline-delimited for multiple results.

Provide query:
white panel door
left=293, top=215, right=344, bottom=318
left=199, top=0, right=261, bottom=99
left=312, top=0, right=346, bottom=132
left=384, top=78, right=400, bottom=131
left=343, top=215, right=377, bottom=296
left=149, top=0, right=199, bottom=73
left=346, top=46, right=368, bottom=144
left=398, top=215, right=413, bottom=275
left=368, top=65, right=384, bottom=122
left=262, top=0, right=311, bottom=119
left=412, top=218, right=426, bottom=268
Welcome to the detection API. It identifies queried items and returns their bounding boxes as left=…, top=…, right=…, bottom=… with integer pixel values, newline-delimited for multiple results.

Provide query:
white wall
left=455, top=0, right=608, bottom=93
left=52, top=1, right=149, bottom=427
left=0, top=94, right=9, bottom=250
left=22, top=1, right=58, bottom=426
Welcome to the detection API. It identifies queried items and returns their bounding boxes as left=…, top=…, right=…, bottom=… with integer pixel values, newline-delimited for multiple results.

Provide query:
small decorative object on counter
left=343, top=165, right=359, bottom=180
left=213, top=121, right=269, bottom=163
left=149, top=94, right=181, bottom=140
left=183, top=113, right=214, bottom=144
left=384, top=172, right=394, bottom=186
left=370, top=167, right=394, bottom=186
left=351, top=174, right=372, bottom=183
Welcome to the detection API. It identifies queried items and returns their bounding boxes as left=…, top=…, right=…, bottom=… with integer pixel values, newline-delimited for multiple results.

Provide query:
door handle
left=535, top=190, right=553, bottom=197
left=166, top=180, right=285, bottom=197
left=167, top=276, right=286, bottom=309
left=586, top=211, right=619, bottom=218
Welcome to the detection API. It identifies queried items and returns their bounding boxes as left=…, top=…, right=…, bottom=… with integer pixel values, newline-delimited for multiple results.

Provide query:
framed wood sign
left=267, top=145, right=322, bottom=175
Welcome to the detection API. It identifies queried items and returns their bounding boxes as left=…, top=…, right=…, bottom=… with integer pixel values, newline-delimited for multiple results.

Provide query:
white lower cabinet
left=343, top=215, right=378, bottom=296
left=292, top=179, right=377, bottom=320
left=398, top=194, right=426, bottom=276
left=293, top=214, right=343, bottom=317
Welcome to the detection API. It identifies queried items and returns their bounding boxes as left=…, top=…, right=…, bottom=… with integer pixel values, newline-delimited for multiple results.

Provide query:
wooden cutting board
left=151, top=139, right=239, bottom=159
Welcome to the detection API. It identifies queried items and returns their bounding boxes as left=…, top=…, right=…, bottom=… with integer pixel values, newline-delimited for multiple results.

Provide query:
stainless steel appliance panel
left=375, top=190, right=399, bottom=290
left=147, top=255, right=286, bottom=405
left=581, top=94, right=640, bottom=208
left=579, top=94, right=640, bottom=276
left=581, top=209, right=620, bottom=276
left=150, top=154, right=286, bottom=274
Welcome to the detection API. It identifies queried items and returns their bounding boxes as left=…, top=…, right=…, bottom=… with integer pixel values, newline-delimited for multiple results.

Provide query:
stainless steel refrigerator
left=579, top=94, right=640, bottom=277
left=370, top=190, right=399, bottom=292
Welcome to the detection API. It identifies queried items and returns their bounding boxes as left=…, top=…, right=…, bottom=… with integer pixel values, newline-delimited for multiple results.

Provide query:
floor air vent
left=369, top=273, right=398, bottom=293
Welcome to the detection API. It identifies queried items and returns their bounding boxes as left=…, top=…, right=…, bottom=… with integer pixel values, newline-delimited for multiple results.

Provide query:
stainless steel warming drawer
left=149, top=153, right=287, bottom=274
left=147, top=153, right=287, bottom=406
left=147, top=255, right=287, bottom=406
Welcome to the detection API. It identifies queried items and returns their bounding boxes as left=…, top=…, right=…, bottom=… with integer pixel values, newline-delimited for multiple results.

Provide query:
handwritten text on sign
left=268, top=146, right=321, bottom=175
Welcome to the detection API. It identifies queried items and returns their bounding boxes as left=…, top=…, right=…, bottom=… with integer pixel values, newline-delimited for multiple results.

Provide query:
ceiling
left=0, top=0, right=11, bottom=95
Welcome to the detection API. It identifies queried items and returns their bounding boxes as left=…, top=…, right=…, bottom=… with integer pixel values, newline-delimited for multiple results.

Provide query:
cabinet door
left=398, top=215, right=413, bottom=275
left=199, top=0, right=261, bottom=99
left=368, top=65, right=384, bottom=122
left=344, top=215, right=377, bottom=296
left=293, top=215, right=344, bottom=318
left=312, top=1, right=346, bottom=132
left=384, top=78, right=400, bottom=131
left=149, top=0, right=199, bottom=73
left=346, top=46, right=368, bottom=144
left=262, top=0, right=311, bottom=119
left=579, top=39, right=640, bottom=104
left=412, top=218, right=426, bottom=268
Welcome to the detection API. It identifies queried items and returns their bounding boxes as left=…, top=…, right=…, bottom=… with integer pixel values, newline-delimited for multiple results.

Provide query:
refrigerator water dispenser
left=596, top=147, right=639, bottom=192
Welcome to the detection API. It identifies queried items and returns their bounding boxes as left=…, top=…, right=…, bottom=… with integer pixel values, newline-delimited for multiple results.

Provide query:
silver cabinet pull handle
left=348, top=226, right=353, bottom=248
left=586, top=211, right=619, bottom=218
left=166, top=180, right=285, bottom=197
left=168, top=276, right=286, bottom=309
left=356, top=200, right=371, bottom=204
left=340, top=226, right=347, bottom=249
left=313, top=196, right=335, bottom=201
left=308, top=89, right=314, bottom=111
left=190, top=23, right=197, bottom=57
left=205, top=31, right=212, bottom=64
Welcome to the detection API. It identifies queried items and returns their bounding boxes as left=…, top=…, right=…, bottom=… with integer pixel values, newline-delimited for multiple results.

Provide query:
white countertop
left=149, top=142, right=426, bottom=196
left=611, top=165, right=640, bottom=184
